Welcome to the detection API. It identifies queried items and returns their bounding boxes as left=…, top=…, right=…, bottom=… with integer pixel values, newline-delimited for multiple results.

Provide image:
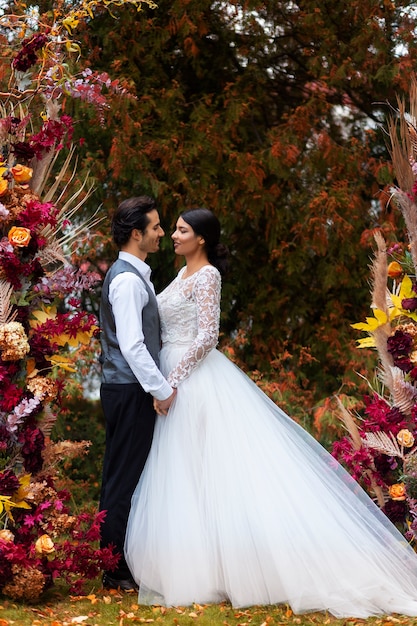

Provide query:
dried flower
left=0, top=321, right=30, bottom=360
left=27, top=376, right=58, bottom=402
left=2, top=565, right=46, bottom=602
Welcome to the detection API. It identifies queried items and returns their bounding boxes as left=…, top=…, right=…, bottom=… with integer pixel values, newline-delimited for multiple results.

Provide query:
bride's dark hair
left=180, top=208, right=229, bottom=276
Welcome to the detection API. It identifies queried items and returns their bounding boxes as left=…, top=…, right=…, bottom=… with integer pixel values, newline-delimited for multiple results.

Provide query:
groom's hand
left=154, top=388, right=177, bottom=416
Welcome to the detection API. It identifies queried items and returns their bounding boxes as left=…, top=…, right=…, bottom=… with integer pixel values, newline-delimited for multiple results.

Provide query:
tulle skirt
left=125, top=346, right=417, bottom=617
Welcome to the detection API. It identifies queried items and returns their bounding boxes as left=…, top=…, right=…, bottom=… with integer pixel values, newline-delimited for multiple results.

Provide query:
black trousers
left=99, top=382, right=156, bottom=579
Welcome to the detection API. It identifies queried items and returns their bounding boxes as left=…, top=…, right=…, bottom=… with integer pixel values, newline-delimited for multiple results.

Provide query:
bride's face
left=172, top=217, right=204, bottom=257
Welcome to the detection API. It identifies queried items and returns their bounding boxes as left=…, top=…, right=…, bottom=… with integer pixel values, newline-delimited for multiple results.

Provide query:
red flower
left=19, top=200, right=58, bottom=231
left=0, top=469, right=20, bottom=496
left=0, top=383, right=23, bottom=412
left=30, top=117, right=74, bottom=159
left=12, top=33, right=49, bottom=72
left=362, top=394, right=408, bottom=436
left=18, top=424, right=45, bottom=473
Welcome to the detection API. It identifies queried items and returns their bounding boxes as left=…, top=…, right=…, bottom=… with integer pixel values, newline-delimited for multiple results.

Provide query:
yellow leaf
left=351, top=308, right=388, bottom=332
left=47, top=354, right=77, bottom=372
left=356, top=337, right=376, bottom=348
left=30, top=306, right=57, bottom=328
left=27, top=357, right=38, bottom=377
left=11, top=500, right=31, bottom=510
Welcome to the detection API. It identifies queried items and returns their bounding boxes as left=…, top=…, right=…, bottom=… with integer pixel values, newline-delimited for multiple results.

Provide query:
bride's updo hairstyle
left=180, top=208, right=229, bottom=276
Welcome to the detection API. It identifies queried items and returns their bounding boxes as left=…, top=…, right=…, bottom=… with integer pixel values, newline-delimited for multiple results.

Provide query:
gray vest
left=99, top=258, right=161, bottom=384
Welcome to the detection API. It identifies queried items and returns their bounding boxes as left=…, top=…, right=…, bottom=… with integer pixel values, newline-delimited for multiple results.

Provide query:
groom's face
left=138, top=209, right=165, bottom=256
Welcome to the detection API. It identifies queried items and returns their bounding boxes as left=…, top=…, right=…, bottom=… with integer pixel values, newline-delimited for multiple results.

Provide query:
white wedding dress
left=125, top=265, right=417, bottom=617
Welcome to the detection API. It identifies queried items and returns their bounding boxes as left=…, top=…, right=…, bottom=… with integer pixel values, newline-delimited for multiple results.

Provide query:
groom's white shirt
left=108, top=251, right=172, bottom=401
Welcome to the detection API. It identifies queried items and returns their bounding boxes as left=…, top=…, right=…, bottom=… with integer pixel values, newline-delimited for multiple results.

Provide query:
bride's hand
left=153, top=399, right=166, bottom=415
left=154, top=389, right=177, bottom=416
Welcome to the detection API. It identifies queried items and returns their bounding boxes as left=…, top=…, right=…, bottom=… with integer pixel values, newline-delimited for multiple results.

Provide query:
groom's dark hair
left=111, top=196, right=157, bottom=247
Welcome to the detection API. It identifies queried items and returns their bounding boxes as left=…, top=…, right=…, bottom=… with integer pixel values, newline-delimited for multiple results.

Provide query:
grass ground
left=1, top=579, right=417, bottom=626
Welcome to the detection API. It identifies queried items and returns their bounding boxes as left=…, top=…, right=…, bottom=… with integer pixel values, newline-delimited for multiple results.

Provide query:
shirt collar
left=118, top=251, right=152, bottom=281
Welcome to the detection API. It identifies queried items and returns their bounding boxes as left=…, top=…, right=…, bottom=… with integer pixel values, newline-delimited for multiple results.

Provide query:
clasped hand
left=154, top=388, right=177, bottom=416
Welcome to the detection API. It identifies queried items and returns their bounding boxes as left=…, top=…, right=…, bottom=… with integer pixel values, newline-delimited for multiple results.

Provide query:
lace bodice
left=157, top=265, right=221, bottom=387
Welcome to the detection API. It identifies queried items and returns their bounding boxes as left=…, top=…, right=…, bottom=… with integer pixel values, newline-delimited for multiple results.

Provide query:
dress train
left=125, top=346, right=417, bottom=617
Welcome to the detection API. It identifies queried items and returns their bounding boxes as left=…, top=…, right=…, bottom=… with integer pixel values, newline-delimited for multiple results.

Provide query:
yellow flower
left=8, top=226, right=31, bottom=248
left=0, top=178, right=8, bottom=196
left=397, top=429, right=415, bottom=448
left=35, top=534, right=55, bottom=556
left=11, top=164, right=33, bottom=184
left=389, top=483, right=407, bottom=501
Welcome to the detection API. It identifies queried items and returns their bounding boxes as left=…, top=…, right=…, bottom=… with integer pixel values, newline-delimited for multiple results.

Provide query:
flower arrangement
left=0, top=0, right=156, bottom=603
left=333, top=80, right=417, bottom=542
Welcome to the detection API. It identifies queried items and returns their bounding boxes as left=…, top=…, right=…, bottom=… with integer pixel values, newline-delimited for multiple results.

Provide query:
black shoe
left=102, top=573, right=139, bottom=592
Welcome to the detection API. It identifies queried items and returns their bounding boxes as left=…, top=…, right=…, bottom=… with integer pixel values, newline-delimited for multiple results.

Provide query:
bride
left=125, top=208, right=417, bottom=617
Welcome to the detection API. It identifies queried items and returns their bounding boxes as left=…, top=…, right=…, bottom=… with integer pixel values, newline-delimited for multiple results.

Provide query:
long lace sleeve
left=167, top=267, right=221, bottom=387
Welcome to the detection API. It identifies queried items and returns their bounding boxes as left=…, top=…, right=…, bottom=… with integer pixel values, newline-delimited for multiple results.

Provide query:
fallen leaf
left=86, top=594, right=98, bottom=604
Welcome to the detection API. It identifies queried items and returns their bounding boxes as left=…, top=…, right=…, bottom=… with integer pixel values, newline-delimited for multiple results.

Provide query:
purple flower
left=0, top=469, right=20, bottom=496
left=387, top=329, right=413, bottom=359
left=10, top=141, right=36, bottom=162
left=383, top=499, right=408, bottom=524
left=402, top=298, right=417, bottom=311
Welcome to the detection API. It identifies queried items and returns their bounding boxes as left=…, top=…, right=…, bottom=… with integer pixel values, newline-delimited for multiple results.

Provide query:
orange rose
left=8, top=226, right=31, bottom=248
left=35, top=534, right=55, bottom=556
left=0, top=178, right=8, bottom=196
left=387, top=261, right=403, bottom=279
left=11, top=164, right=33, bottom=184
left=388, top=483, right=406, bottom=501
left=397, top=429, right=415, bottom=448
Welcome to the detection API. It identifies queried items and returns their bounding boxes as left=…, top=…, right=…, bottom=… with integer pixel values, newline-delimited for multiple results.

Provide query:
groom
left=99, top=196, right=176, bottom=591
